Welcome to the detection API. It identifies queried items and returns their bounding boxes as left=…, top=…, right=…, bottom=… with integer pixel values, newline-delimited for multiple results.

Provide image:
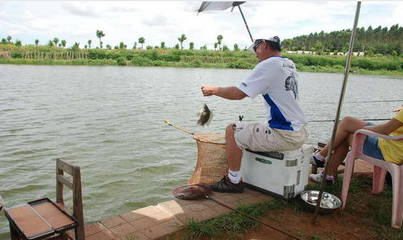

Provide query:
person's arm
left=201, top=85, right=247, bottom=100
left=393, top=105, right=403, bottom=112
left=363, top=118, right=402, bottom=135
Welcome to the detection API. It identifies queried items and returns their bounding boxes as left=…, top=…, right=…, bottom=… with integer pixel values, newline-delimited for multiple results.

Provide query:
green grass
left=0, top=45, right=402, bottom=76
left=307, top=176, right=403, bottom=240
left=183, top=176, right=403, bottom=240
left=184, top=199, right=287, bottom=240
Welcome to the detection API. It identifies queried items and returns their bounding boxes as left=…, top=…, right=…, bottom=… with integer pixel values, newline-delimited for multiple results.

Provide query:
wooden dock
left=83, top=188, right=271, bottom=240
left=79, top=160, right=373, bottom=240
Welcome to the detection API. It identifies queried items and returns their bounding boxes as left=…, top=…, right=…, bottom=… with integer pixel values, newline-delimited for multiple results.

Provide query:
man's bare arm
left=201, top=85, right=247, bottom=100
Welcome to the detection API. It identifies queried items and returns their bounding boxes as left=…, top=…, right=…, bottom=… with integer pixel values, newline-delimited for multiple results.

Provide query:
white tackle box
left=240, top=145, right=313, bottom=199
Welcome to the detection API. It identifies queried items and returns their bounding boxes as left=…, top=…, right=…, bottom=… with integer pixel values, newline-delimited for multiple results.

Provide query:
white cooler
left=240, top=145, right=313, bottom=199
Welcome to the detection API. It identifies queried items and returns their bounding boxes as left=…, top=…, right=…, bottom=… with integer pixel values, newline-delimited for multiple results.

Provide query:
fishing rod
left=309, top=118, right=390, bottom=123
left=307, top=100, right=403, bottom=104
left=174, top=184, right=302, bottom=240
left=206, top=195, right=303, bottom=240
left=313, top=1, right=362, bottom=224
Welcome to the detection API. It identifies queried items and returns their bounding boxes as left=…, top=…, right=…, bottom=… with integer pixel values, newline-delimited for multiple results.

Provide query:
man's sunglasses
left=253, top=39, right=265, bottom=52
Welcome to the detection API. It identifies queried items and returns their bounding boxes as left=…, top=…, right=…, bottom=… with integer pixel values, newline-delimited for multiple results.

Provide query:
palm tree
left=233, top=43, right=239, bottom=51
left=53, top=37, right=59, bottom=46
left=88, top=40, right=92, bottom=49
left=61, top=40, right=66, bottom=48
left=160, top=42, right=165, bottom=49
left=189, top=42, right=194, bottom=50
left=96, top=30, right=105, bottom=48
left=72, top=42, right=80, bottom=50
left=119, top=42, right=126, bottom=49
left=138, top=37, right=145, bottom=49
left=214, top=42, right=218, bottom=51
left=178, top=34, right=187, bottom=49
left=7, top=36, right=12, bottom=43
left=35, top=39, right=39, bottom=46
left=217, top=35, right=223, bottom=50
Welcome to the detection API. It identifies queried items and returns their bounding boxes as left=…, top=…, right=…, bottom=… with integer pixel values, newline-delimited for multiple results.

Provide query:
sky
left=0, top=1, right=402, bottom=50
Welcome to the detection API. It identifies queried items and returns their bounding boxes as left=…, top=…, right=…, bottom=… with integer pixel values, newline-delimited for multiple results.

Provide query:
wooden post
left=72, top=166, right=85, bottom=240
left=56, top=159, right=85, bottom=240
left=56, top=160, right=64, bottom=204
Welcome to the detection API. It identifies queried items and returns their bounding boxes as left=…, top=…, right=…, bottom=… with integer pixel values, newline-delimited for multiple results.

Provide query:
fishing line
left=206, top=195, right=303, bottom=240
left=306, top=99, right=402, bottom=104
left=308, top=118, right=390, bottom=123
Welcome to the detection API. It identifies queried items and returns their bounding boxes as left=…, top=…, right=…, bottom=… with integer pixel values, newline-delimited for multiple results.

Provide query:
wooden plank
left=56, top=168, right=64, bottom=203
left=57, top=175, right=73, bottom=189
left=57, top=159, right=74, bottom=176
left=6, top=205, right=52, bottom=238
left=73, top=167, right=85, bottom=240
left=33, top=202, right=74, bottom=229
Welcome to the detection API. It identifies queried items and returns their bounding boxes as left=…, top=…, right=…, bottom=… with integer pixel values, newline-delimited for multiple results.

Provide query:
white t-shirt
left=238, top=56, right=307, bottom=131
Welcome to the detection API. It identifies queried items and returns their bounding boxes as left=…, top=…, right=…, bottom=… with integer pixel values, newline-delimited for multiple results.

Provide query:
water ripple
left=0, top=65, right=401, bottom=239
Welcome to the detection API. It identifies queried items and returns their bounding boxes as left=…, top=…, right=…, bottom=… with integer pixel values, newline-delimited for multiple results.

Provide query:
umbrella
left=197, top=1, right=254, bottom=42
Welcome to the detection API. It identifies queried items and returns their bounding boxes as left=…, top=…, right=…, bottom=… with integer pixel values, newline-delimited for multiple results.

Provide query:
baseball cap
left=248, top=36, right=281, bottom=53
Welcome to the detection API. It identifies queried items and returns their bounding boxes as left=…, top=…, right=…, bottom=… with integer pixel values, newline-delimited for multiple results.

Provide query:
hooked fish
left=197, top=104, right=213, bottom=126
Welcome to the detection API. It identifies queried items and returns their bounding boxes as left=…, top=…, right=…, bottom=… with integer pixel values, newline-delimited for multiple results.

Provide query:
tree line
left=282, top=24, right=402, bottom=56
left=0, top=30, right=238, bottom=52
left=1, top=25, right=402, bottom=56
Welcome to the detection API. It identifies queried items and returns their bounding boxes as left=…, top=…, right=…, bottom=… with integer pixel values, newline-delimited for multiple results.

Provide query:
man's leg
left=226, top=124, right=242, bottom=171
left=210, top=124, right=244, bottom=193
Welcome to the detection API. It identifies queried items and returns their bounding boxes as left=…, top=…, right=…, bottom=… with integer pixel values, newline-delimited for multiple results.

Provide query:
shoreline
left=1, top=58, right=402, bottom=77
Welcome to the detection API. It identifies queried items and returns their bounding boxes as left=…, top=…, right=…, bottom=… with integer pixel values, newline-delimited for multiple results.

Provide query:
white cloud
left=0, top=1, right=401, bottom=49
left=63, top=2, right=100, bottom=17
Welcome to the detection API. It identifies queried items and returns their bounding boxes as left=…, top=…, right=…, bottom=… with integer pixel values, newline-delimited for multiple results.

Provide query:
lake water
left=0, top=64, right=402, bottom=238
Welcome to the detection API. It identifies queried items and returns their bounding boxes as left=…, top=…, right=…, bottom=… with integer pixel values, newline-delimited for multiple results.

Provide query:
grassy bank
left=0, top=45, right=402, bottom=76
left=180, top=176, right=403, bottom=240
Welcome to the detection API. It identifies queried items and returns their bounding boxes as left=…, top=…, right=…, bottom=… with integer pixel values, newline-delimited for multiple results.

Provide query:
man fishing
left=201, top=36, right=308, bottom=193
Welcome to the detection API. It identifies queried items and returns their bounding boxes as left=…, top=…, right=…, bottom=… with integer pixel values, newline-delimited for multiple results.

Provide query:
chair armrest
left=355, top=129, right=403, bottom=141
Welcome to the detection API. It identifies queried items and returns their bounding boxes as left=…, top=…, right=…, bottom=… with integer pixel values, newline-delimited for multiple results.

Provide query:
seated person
left=201, top=37, right=308, bottom=193
left=310, top=106, right=403, bottom=184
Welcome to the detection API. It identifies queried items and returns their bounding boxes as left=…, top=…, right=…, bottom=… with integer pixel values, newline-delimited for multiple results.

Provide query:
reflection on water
left=0, top=64, right=401, bottom=238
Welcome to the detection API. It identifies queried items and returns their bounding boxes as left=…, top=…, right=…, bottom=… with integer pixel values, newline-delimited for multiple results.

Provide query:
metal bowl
left=298, top=190, right=342, bottom=214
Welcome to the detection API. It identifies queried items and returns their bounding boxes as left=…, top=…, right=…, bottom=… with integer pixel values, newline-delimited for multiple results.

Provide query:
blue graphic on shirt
left=263, top=94, right=293, bottom=131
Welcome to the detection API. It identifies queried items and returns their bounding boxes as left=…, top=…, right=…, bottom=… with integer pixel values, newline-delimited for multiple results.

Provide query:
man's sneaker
left=309, top=173, right=334, bottom=185
left=211, top=176, right=244, bottom=193
left=310, top=155, right=325, bottom=168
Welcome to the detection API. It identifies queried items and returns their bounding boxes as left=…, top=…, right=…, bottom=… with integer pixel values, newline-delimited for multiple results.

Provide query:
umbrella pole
left=237, top=5, right=254, bottom=42
left=312, top=1, right=362, bottom=223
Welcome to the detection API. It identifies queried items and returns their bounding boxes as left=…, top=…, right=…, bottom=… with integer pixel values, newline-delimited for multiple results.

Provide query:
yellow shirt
left=378, top=110, right=403, bottom=165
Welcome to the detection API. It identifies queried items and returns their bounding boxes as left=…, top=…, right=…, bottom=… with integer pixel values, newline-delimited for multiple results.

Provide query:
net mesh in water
left=188, top=133, right=228, bottom=184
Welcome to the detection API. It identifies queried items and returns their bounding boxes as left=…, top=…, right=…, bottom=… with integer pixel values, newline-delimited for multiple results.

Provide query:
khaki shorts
left=234, top=122, right=308, bottom=152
